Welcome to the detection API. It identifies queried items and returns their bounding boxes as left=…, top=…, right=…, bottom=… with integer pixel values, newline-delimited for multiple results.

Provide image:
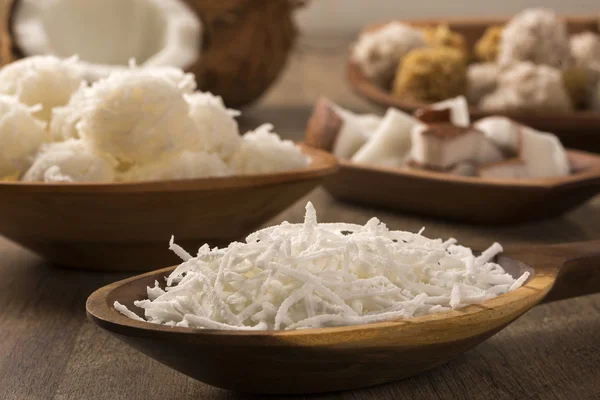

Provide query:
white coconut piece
left=230, top=124, right=310, bottom=175
left=328, top=105, right=382, bottom=160
left=430, top=96, right=470, bottom=127
left=351, top=108, right=420, bottom=168
left=77, top=70, right=198, bottom=164
left=473, top=116, right=521, bottom=156
left=120, top=151, right=232, bottom=182
left=0, top=95, right=48, bottom=178
left=185, top=92, right=241, bottom=160
left=23, top=139, right=116, bottom=182
left=410, top=124, right=502, bottom=170
left=479, top=159, right=530, bottom=179
left=352, top=22, right=427, bottom=86
left=49, top=82, right=88, bottom=142
left=0, top=55, right=84, bottom=122
left=450, top=162, right=478, bottom=177
left=519, top=126, right=570, bottom=178
left=12, top=0, right=202, bottom=82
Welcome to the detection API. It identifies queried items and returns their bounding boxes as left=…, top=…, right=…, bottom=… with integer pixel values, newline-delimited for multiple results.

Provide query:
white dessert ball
left=230, top=124, right=310, bottom=175
left=467, top=63, right=500, bottom=105
left=120, top=151, right=233, bottom=182
left=0, top=95, right=48, bottom=179
left=498, top=8, right=572, bottom=70
left=185, top=92, right=241, bottom=159
left=77, top=70, right=198, bottom=164
left=0, top=56, right=84, bottom=122
left=23, top=139, right=116, bottom=183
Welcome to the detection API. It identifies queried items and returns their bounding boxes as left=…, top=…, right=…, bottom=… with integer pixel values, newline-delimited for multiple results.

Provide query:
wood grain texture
left=346, top=16, right=600, bottom=152
left=1, top=34, right=600, bottom=400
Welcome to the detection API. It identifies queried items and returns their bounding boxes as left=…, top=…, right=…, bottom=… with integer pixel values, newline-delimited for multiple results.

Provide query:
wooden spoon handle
left=541, top=240, right=600, bottom=303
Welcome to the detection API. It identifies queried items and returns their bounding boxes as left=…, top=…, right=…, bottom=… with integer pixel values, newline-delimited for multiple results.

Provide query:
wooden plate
left=0, top=145, right=337, bottom=271
left=86, top=240, right=600, bottom=394
left=346, top=16, right=600, bottom=152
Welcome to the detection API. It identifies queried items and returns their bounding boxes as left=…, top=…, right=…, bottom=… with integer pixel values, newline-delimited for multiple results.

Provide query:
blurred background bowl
left=347, top=16, right=600, bottom=152
left=0, top=145, right=336, bottom=271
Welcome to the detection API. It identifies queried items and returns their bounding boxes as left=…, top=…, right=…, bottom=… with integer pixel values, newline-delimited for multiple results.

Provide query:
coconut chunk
left=0, top=95, right=48, bottom=179
left=473, top=116, right=521, bottom=156
left=12, top=0, right=202, bottom=82
left=0, top=55, right=84, bottom=122
left=429, top=96, right=470, bottom=127
left=520, top=126, right=570, bottom=178
left=410, top=123, right=502, bottom=170
left=352, top=108, right=420, bottom=167
left=23, top=139, right=116, bottom=182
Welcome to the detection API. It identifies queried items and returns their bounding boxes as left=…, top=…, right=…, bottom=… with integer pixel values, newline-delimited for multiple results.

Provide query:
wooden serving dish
left=87, top=240, right=600, bottom=394
left=0, top=145, right=337, bottom=271
left=347, top=16, right=600, bottom=152
left=304, top=104, right=600, bottom=224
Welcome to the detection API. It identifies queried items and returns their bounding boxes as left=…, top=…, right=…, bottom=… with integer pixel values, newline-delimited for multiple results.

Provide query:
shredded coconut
left=116, top=202, right=529, bottom=330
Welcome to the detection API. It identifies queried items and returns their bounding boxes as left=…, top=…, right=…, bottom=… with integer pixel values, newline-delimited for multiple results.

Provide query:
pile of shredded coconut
left=115, top=202, right=529, bottom=330
left=0, top=56, right=310, bottom=183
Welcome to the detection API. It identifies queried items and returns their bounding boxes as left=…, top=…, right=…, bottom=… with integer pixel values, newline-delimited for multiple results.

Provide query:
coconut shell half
left=1, top=0, right=302, bottom=108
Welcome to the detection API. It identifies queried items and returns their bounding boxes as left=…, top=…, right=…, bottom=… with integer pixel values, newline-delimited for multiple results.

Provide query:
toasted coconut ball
left=498, top=8, right=572, bottom=70
left=0, top=56, right=84, bottom=122
left=480, top=62, right=573, bottom=113
left=186, top=92, right=241, bottom=160
left=23, top=139, right=116, bottom=183
left=120, top=151, right=232, bottom=182
left=562, top=66, right=594, bottom=109
left=392, top=47, right=467, bottom=103
left=570, top=32, right=600, bottom=72
left=0, top=95, right=48, bottom=179
left=352, top=22, right=427, bottom=87
left=475, top=26, right=503, bottom=62
left=423, top=25, right=469, bottom=60
left=467, top=63, right=500, bottom=105
left=230, top=124, right=310, bottom=175
left=77, top=70, right=199, bottom=164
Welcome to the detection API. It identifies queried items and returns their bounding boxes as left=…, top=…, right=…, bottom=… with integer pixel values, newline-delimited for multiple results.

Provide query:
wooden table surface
left=2, top=35, right=600, bottom=400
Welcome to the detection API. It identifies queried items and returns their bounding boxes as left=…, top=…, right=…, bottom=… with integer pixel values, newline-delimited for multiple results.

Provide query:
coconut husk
left=0, top=0, right=305, bottom=108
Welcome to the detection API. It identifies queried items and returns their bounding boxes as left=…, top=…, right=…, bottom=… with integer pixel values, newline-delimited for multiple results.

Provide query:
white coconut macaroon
left=0, top=55, right=84, bottom=122
left=76, top=70, right=199, bottom=164
left=230, top=124, right=310, bottom=175
left=0, top=95, right=48, bottom=179
left=498, top=8, right=572, bottom=70
left=185, top=92, right=241, bottom=160
left=12, top=0, right=202, bottom=82
left=22, top=139, right=117, bottom=183
left=467, top=63, right=500, bottom=106
left=570, top=32, right=600, bottom=72
left=352, top=22, right=427, bottom=86
left=480, top=62, right=573, bottom=113
left=120, top=151, right=233, bottom=182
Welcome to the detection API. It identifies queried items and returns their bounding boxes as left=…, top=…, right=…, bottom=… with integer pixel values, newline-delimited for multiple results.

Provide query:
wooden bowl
left=317, top=150, right=600, bottom=224
left=347, top=16, right=600, bottom=152
left=0, top=146, right=337, bottom=271
left=86, top=240, right=600, bottom=394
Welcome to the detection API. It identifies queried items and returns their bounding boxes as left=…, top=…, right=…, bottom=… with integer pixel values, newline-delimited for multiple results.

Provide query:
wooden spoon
left=87, top=240, right=600, bottom=394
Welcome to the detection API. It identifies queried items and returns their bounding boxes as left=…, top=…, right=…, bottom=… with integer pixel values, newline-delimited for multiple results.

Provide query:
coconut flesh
left=11, top=0, right=202, bottom=81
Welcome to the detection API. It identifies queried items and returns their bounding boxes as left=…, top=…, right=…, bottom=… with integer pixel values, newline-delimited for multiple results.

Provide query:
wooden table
left=2, top=35, right=600, bottom=400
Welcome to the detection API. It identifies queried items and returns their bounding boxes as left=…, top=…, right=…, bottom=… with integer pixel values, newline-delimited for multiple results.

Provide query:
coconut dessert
left=306, top=95, right=571, bottom=180
left=352, top=7, right=600, bottom=113
left=0, top=56, right=310, bottom=183
left=116, top=202, right=529, bottom=330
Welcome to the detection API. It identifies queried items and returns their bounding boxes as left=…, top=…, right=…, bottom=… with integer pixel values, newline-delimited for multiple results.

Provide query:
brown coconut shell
left=0, top=0, right=304, bottom=108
